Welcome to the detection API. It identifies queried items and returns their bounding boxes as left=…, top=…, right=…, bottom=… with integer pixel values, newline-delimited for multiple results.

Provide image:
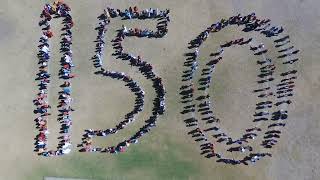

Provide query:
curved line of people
left=79, top=7, right=169, bottom=154
left=195, top=39, right=263, bottom=147
left=259, top=34, right=298, bottom=149
left=33, top=1, right=75, bottom=157
left=181, top=13, right=299, bottom=165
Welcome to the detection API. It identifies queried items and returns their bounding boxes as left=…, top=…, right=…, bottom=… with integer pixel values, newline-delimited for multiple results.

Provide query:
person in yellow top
left=52, top=0, right=64, bottom=12
left=54, top=0, right=64, bottom=5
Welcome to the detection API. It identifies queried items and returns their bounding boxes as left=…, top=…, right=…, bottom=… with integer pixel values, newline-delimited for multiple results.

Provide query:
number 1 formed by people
left=34, top=1, right=75, bottom=157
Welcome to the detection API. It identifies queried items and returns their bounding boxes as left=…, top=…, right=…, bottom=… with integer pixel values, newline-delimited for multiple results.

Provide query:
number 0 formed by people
left=33, top=1, right=170, bottom=157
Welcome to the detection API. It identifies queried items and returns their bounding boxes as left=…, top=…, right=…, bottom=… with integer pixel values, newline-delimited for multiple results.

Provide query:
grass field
left=0, top=0, right=320, bottom=179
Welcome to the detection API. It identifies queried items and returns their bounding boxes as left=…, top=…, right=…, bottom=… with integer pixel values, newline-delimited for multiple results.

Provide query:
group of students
left=33, top=1, right=74, bottom=157
left=107, top=6, right=170, bottom=20
left=258, top=36, right=298, bottom=149
left=78, top=7, right=170, bottom=154
left=181, top=13, right=299, bottom=165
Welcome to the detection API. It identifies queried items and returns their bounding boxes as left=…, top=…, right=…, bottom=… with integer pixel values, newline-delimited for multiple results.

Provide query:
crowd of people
left=181, top=13, right=299, bottom=165
left=33, top=1, right=74, bottom=157
left=78, top=7, right=170, bottom=154
left=32, top=3, right=300, bottom=162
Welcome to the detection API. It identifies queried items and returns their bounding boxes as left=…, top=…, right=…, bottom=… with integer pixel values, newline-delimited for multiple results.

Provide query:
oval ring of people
left=180, top=13, right=299, bottom=165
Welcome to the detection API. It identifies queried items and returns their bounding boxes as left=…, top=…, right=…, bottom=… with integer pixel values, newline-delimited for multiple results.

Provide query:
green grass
left=27, top=137, right=200, bottom=180
left=115, top=145, right=199, bottom=180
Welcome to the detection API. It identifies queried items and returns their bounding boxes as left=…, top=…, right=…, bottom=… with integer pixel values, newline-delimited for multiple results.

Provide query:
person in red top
left=41, top=9, right=52, bottom=21
left=38, top=132, right=46, bottom=141
left=44, top=30, right=53, bottom=38
left=63, top=64, right=71, bottom=69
